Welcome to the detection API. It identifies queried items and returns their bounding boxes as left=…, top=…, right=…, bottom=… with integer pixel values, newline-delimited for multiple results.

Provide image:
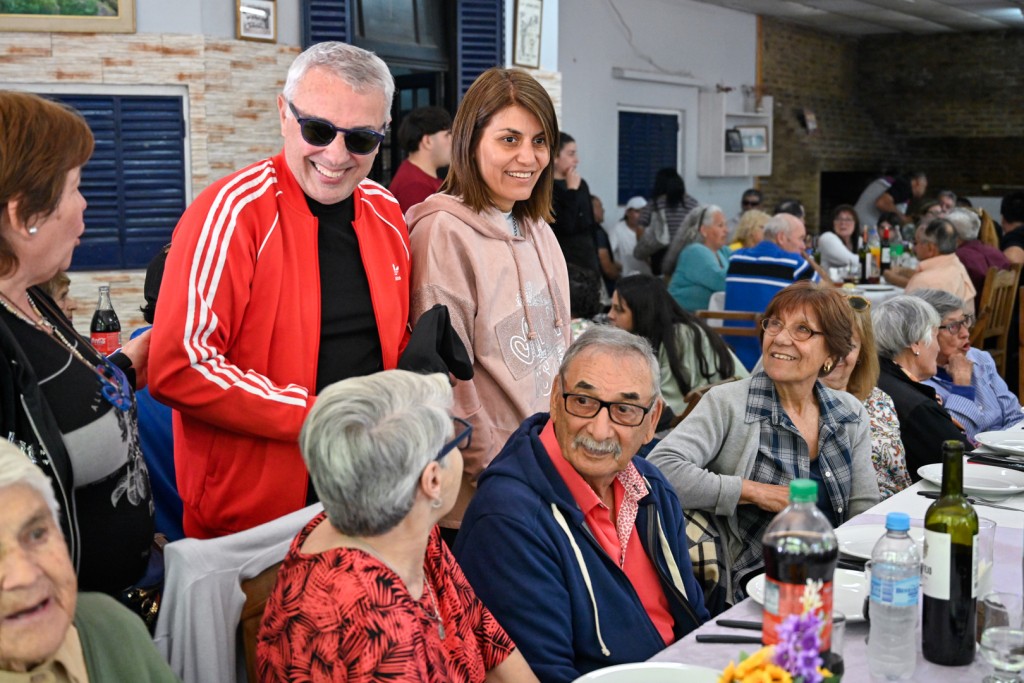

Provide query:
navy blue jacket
left=454, top=413, right=709, bottom=683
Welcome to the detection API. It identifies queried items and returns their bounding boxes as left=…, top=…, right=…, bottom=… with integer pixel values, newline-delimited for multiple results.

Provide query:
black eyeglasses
left=937, top=315, right=974, bottom=335
left=742, top=201, right=761, bottom=209
left=562, top=392, right=654, bottom=427
left=761, top=318, right=824, bottom=341
left=846, top=295, right=871, bottom=312
left=436, top=417, right=473, bottom=461
left=287, top=101, right=386, bottom=155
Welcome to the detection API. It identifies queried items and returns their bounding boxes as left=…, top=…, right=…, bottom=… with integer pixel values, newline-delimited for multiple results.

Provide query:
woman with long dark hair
left=609, top=274, right=747, bottom=416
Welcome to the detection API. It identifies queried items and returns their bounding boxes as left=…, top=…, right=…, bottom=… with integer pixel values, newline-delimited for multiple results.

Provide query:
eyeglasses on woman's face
left=761, top=317, right=824, bottom=342
left=937, top=315, right=974, bottom=335
left=436, top=417, right=473, bottom=461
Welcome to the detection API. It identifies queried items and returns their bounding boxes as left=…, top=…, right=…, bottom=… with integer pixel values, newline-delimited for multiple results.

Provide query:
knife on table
left=715, top=619, right=762, bottom=631
left=917, top=490, right=1022, bottom=512
left=696, top=634, right=765, bottom=645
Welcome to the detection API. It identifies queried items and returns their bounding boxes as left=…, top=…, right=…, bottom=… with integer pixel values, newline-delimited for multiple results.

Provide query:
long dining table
left=650, top=472, right=1024, bottom=680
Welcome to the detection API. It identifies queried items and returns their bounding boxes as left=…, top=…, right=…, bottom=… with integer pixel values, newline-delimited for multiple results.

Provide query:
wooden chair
left=695, top=310, right=763, bottom=337
left=969, top=263, right=1021, bottom=375
left=240, top=561, right=283, bottom=683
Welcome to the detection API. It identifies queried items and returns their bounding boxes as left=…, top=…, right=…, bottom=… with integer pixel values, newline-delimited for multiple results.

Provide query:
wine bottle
left=921, top=440, right=979, bottom=666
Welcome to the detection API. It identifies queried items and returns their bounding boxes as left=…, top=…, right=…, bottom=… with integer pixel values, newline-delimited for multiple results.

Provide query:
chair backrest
left=669, top=375, right=743, bottom=429
left=240, top=561, right=284, bottom=683
left=695, top=310, right=763, bottom=337
left=971, top=263, right=1021, bottom=374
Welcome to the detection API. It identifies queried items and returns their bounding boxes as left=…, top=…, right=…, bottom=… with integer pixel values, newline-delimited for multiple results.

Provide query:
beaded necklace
left=0, top=290, right=131, bottom=411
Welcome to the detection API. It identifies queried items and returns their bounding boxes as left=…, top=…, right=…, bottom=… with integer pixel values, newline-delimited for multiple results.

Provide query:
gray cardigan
left=648, top=377, right=880, bottom=589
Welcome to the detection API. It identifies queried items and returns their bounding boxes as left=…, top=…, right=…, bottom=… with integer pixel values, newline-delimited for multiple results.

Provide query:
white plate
left=747, top=568, right=867, bottom=623
left=835, top=525, right=924, bottom=561
left=573, top=662, right=720, bottom=682
left=975, top=431, right=1024, bottom=457
left=917, top=461, right=1024, bottom=498
left=859, top=284, right=894, bottom=292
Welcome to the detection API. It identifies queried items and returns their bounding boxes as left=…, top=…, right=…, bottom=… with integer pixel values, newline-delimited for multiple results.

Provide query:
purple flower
left=772, top=612, right=825, bottom=683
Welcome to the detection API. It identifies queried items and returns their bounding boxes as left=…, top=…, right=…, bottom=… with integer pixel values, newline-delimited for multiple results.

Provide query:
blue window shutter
left=618, top=112, right=679, bottom=205
left=52, top=94, right=186, bottom=269
left=457, top=0, right=503, bottom=100
left=303, top=0, right=349, bottom=47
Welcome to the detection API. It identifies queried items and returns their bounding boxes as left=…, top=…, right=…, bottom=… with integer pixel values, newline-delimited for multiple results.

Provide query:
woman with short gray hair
left=664, top=204, right=731, bottom=311
left=257, top=370, right=538, bottom=682
left=911, top=289, right=1024, bottom=442
left=873, top=295, right=970, bottom=478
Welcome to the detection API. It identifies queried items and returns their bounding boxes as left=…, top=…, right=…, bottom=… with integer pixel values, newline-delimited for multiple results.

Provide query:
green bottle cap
left=790, top=478, right=817, bottom=503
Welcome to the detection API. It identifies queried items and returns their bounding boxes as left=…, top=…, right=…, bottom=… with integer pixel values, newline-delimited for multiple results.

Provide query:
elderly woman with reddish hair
left=0, top=91, right=154, bottom=597
left=650, top=281, right=879, bottom=601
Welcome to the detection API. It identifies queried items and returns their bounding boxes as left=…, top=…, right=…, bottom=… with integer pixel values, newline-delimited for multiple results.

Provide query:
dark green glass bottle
left=921, top=440, right=979, bottom=665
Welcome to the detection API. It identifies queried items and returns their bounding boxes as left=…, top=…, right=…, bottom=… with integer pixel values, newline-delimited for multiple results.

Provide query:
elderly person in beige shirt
left=886, top=218, right=976, bottom=316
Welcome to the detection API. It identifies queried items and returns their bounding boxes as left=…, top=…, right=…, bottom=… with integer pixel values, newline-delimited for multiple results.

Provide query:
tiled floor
left=67, top=270, right=147, bottom=339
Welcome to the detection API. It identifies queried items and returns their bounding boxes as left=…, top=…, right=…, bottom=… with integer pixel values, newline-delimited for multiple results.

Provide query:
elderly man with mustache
left=454, top=326, right=709, bottom=683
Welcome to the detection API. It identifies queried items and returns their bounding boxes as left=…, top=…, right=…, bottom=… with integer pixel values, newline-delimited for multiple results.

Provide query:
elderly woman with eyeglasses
left=257, top=370, right=537, bottom=682
left=910, top=289, right=1024, bottom=443
left=821, top=295, right=911, bottom=499
left=872, top=295, right=971, bottom=478
left=649, top=281, right=879, bottom=601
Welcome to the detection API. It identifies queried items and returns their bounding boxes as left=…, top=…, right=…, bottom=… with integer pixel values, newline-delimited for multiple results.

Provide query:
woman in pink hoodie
left=408, top=68, right=571, bottom=539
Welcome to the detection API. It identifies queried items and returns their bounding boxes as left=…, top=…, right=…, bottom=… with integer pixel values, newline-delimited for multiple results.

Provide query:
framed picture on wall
left=725, top=128, right=744, bottom=153
left=513, top=0, right=543, bottom=69
left=0, top=0, right=135, bottom=33
left=237, top=0, right=276, bottom=42
left=737, top=125, right=769, bottom=153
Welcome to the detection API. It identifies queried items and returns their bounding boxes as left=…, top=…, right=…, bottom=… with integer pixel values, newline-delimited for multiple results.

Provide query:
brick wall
left=760, top=20, right=1024, bottom=229
left=0, top=32, right=299, bottom=198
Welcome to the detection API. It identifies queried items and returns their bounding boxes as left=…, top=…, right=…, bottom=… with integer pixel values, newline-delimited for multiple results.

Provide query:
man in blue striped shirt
left=724, top=213, right=815, bottom=370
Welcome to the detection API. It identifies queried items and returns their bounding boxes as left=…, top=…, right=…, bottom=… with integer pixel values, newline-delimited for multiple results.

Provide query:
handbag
left=634, top=205, right=670, bottom=261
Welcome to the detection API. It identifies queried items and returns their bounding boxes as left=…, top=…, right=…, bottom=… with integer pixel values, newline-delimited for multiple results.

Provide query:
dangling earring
left=823, top=360, right=834, bottom=374
left=27, top=226, right=38, bottom=235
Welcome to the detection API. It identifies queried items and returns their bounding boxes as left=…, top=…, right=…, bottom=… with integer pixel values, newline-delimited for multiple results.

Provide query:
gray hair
left=560, top=325, right=660, bottom=398
left=679, top=204, right=724, bottom=247
left=0, top=441, right=60, bottom=525
left=300, top=370, right=453, bottom=536
left=910, top=288, right=966, bottom=320
left=283, top=42, right=395, bottom=123
left=872, top=295, right=940, bottom=359
left=763, top=213, right=798, bottom=241
left=918, top=218, right=958, bottom=254
left=945, top=208, right=981, bottom=241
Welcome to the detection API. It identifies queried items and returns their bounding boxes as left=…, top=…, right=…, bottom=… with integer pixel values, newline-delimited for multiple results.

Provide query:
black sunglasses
left=742, top=199, right=761, bottom=208
left=287, top=101, right=386, bottom=155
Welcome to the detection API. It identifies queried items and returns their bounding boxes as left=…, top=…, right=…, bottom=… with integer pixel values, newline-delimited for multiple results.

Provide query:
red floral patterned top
left=256, top=513, right=515, bottom=682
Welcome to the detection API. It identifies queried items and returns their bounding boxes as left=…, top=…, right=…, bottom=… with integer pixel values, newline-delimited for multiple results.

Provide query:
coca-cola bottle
left=762, top=479, right=839, bottom=655
left=90, top=285, right=121, bottom=353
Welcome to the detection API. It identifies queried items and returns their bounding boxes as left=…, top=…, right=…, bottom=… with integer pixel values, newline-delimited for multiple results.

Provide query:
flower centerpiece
left=719, top=579, right=839, bottom=683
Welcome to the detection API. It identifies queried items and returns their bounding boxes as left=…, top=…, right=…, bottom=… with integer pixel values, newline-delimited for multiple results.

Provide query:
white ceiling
left=687, top=0, right=1024, bottom=34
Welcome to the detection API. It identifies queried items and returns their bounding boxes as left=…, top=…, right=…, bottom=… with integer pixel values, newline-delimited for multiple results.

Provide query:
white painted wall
left=504, top=0, right=560, bottom=72
left=137, top=0, right=302, bottom=45
left=559, top=0, right=759, bottom=216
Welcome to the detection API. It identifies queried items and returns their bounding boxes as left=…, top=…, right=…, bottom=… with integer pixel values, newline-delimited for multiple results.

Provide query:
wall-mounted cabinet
left=697, top=92, right=773, bottom=178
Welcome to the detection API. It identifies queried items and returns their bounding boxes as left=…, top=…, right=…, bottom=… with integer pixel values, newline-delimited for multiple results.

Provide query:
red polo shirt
left=540, top=421, right=674, bottom=644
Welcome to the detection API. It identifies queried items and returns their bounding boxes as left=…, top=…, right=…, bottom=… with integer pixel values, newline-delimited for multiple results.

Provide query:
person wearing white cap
left=604, top=196, right=653, bottom=279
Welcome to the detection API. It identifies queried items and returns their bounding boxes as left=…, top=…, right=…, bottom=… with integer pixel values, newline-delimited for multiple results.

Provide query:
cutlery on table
left=715, top=619, right=762, bottom=631
left=916, top=490, right=1022, bottom=512
left=696, top=634, right=764, bottom=645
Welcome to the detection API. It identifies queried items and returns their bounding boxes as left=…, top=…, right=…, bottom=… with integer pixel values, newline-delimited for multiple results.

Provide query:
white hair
left=0, top=440, right=60, bottom=525
left=946, top=207, right=981, bottom=241
left=559, top=325, right=660, bottom=398
left=872, top=295, right=940, bottom=359
left=300, top=370, right=453, bottom=536
left=283, top=41, right=395, bottom=123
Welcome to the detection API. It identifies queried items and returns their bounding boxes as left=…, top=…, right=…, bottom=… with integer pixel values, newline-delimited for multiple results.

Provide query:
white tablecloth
left=651, top=482, right=1024, bottom=680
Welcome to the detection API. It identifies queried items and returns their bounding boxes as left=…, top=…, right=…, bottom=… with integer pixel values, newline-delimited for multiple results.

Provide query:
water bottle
left=868, top=512, right=921, bottom=680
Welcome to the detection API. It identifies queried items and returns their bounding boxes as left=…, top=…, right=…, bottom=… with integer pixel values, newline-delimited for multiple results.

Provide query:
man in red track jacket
left=150, top=42, right=409, bottom=538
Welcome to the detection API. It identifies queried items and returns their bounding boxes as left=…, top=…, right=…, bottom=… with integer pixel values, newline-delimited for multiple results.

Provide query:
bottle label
left=881, top=246, right=891, bottom=264
left=870, top=572, right=919, bottom=607
left=763, top=578, right=834, bottom=650
left=90, top=331, right=121, bottom=354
